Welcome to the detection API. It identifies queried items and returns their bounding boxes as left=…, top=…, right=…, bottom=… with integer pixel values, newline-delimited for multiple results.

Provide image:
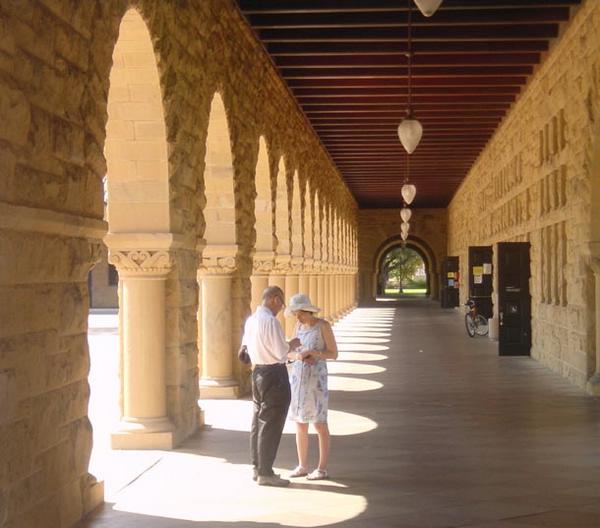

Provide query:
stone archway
left=376, top=244, right=429, bottom=298
left=372, top=235, right=439, bottom=302
left=269, top=156, right=290, bottom=328
left=102, top=8, right=176, bottom=450
left=198, top=92, right=239, bottom=398
left=250, top=136, right=275, bottom=311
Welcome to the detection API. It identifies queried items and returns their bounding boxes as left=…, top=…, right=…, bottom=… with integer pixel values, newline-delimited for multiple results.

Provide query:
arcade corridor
left=82, top=302, right=600, bottom=528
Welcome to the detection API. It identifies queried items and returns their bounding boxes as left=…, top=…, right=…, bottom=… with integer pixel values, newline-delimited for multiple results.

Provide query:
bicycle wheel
left=474, top=314, right=489, bottom=336
left=465, top=313, right=476, bottom=337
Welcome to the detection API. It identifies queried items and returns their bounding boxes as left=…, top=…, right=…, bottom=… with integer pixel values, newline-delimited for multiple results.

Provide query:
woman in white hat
left=285, top=293, right=338, bottom=480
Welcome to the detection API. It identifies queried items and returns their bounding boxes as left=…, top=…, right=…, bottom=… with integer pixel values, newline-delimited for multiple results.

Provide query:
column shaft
left=112, top=274, right=174, bottom=449
left=284, top=273, right=300, bottom=337
left=199, top=274, right=238, bottom=398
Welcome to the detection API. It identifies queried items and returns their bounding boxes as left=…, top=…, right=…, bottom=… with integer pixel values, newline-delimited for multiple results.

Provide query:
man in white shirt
left=242, top=286, right=300, bottom=487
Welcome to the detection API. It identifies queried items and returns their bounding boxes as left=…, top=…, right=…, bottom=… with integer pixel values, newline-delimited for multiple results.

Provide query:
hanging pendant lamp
left=397, top=117, right=423, bottom=154
left=398, top=2, right=423, bottom=154
left=401, top=231, right=409, bottom=241
left=401, top=183, right=417, bottom=205
left=400, top=207, right=412, bottom=223
left=401, top=222, right=410, bottom=235
left=414, top=0, right=443, bottom=17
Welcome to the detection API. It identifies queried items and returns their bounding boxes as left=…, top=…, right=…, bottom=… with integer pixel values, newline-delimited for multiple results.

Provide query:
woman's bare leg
left=313, top=422, right=330, bottom=470
left=296, top=422, right=309, bottom=468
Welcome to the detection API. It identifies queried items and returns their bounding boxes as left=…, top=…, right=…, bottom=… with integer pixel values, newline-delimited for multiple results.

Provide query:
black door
left=498, top=242, right=531, bottom=356
left=440, top=256, right=459, bottom=308
left=468, top=246, right=493, bottom=319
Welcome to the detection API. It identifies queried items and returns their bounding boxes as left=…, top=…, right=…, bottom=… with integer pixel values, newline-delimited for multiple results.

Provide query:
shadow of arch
left=372, top=234, right=440, bottom=301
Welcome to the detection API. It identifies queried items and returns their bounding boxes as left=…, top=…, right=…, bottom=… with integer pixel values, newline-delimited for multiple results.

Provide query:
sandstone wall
left=0, top=1, right=357, bottom=526
left=448, top=0, right=600, bottom=388
left=357, top=209, right=447, bottom=303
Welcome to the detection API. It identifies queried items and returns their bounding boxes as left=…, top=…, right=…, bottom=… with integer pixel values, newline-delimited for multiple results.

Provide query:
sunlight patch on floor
left=199, top=399, right=378, bottom=436
left=111, top=451, right=368, bottom=526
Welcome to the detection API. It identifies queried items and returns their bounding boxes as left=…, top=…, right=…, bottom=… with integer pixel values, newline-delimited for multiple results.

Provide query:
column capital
left=273, top=254, right=292, bottom=273
left=200, top=244, right=238, bottom=276
left=290, top=256, right=304, bottom=273
left=252, top=251, right=275, bottom=274
left=303, top=258, right=314, bottom=273
left=109, top=249, right=173, bottom=278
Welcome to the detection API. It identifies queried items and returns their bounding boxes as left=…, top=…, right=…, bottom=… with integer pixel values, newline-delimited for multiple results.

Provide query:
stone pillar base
left=82, top=475, right=105, bottom=516
left=111, top=417, right=175, bottom=450
left=586, top=373, right=600, bottom=396
left=199, top=378, right=240, bottom=399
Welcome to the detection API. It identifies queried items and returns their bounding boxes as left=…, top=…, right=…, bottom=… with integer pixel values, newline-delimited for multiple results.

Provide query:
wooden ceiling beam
left=248, top=8, right=569, bottom=28
left=258, top=25, right=558, bottom=42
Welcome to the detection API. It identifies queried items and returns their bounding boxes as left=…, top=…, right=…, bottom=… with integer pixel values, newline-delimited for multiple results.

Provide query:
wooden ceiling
left=235, top=0, right=581, bottom=208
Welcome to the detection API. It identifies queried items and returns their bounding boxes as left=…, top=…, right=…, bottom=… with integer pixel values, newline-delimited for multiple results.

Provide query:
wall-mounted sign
left=483, top=263, right=492, bottom=274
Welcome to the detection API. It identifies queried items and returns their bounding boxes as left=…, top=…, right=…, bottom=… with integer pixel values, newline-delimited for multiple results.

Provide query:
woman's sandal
left=289, top=466, right=308, bottom=478
left=306, top=468, right=328, bottom=480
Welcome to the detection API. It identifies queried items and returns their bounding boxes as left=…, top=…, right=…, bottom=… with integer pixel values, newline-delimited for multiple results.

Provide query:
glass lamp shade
left=401, top=222, right=410, bottom=235
left=397, top=118, right=423, bottom=154
left=414, top=0, right=443, bottom=17
left=400, top=207, right=412, bottom=223
left=401, top=183, right=417, bottom=205
left=400, top=231, right=409, bottom=241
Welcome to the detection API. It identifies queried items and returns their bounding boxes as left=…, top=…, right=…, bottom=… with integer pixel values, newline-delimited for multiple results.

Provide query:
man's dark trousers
left=250, top=363, right=291, bottom=477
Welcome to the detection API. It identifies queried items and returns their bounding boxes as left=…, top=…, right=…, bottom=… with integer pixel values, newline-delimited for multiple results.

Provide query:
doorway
left=497, top=242, right=532, bottom=356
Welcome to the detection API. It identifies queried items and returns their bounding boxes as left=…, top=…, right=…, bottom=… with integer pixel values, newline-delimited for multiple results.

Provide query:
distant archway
left=372, top=235, right=439, bottom=301
left=377, top=246, right=427, bottom=297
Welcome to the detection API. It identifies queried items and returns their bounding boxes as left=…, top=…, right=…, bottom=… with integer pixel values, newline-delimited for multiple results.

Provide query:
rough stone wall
left=447, top=0, right=600, bottom=388
left=0, top=1, right=357, bottom=526
left=357, top=209, right=447, bottom=303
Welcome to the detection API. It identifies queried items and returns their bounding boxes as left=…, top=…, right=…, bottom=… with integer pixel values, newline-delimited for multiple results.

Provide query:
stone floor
left=80, top=300, right=600, bottom=527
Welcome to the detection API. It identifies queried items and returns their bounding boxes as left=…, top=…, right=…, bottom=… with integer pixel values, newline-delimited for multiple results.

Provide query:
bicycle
left=464, top=298, right=488, bottom=337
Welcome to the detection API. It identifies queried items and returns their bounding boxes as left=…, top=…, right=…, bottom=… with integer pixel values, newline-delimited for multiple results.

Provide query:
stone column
left=285, top=258, right=302, bottom=337
left=329, top=266, right=338, bottom=322
left=198, top=246, right=238, bottom=398
left=109, top=249, right=175, bottom=449
left=269, top=255, right=290, bottom=328
left=298, top=260, right=310, bottom=296
left=251, top=252, right=274, bottom=311
left=309, top=271, right=319, bottom=307
left=587, top=258, right=600, bottom=395
left=316, top=266, right=326, bottom=319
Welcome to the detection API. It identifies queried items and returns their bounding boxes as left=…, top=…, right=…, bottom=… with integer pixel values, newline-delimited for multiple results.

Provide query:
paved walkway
left=81, top=300, right=600, bottom=527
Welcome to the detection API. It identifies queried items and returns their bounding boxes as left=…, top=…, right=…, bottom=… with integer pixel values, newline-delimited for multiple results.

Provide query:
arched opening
left=377, top=246, right=427, bottom=298
left=198, top=92, right=239, bottom=397
left=285, top=169, right=303, bottom=335
left=88, top=4, right=172, bottom=476
left=250, top=136, right=274, bottom=310
left=372, top=235, right=439, bottom=302
left=269, top=156, right=290, bottom=327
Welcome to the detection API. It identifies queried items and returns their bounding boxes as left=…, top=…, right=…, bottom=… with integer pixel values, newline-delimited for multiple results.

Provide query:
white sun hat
left=284, top=293, right=321, bottom=317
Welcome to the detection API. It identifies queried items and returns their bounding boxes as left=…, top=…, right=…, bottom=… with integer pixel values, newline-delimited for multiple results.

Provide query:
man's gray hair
left=262, top=286, right=284, bottom=302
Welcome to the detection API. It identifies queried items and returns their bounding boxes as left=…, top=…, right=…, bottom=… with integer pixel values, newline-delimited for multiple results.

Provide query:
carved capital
left=253, top=258, right=274, bottom=273
left=273, top=255, right=291, bottom=273
left=290, top=257, right=304, bottom=273
left=109, top=250, right=173, bottom=277
left=199, top=244, right=238, bottom=276
left=201, top=255, right=236, bottom=276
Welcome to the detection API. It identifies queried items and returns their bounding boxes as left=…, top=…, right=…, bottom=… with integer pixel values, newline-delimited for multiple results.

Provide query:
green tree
left=381, top=247, right=423, bottom=294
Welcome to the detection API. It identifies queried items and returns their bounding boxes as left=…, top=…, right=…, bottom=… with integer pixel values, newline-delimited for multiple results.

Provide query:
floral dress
left=289, top=320, right=329, bottom=423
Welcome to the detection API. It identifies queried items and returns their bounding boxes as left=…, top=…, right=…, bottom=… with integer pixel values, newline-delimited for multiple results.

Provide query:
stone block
left=0, top=369, right=16, bottom=426
left=0, top=85, right=30, bottom=146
